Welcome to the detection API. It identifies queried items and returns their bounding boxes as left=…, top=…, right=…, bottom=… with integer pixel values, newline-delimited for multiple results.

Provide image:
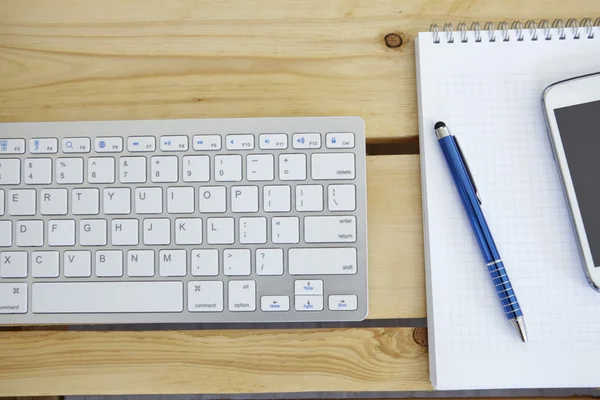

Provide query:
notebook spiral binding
left=430, top=18, right=600, bottom=44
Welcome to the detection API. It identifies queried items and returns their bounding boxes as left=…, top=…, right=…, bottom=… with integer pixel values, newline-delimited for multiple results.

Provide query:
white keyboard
left=0, top=117, right=368, bottom=324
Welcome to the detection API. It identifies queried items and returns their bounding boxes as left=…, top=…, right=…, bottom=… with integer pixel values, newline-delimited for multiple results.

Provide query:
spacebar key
left=32, top=282, right=183, bottom=313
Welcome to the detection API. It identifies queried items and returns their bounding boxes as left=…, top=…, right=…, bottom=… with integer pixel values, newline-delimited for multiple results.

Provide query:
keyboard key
left=279, top=154, right=306, bottom=181
left=32, top=282, right=183, bottom=313
left=0, top=283, right=27, bottom=314
left=0, top=251, right=28, bottom=278
left=328, top=295, right=358, bottom=311
left=0, top=221, right=12, bottom=247
left=305, top=216, right=356, bottom=243
left=207, top=217, right=234, bottom=245
left=247, top=154, right=274, bottom=181
left=31, top=251, right=59, bottom=278
left=62, top=137, right=90, bottom=153
left=104, top=188, right=131, bottom=215
left=292, top=133, right=321, bottom=149
left=56, top=158, right=84, bottom=184
left=160, top=136, right=188, bottom=152
left=326, top=132, right=355, bottom=149
left=95, top=250, right=123, bottom=277
left=40, top=189, right=68, bottom=215
left=72, top=188, right=100, bottom=215
left=296, top=185, right=323, bottom=212
left=111, top=219, right=139, bottom=246
left=199, top=187, right=226, bottom=213
left=151, top=156, right=178, bottom=183
left=15, top=220, right=43, bottom=247
left=226, top=134, right=254, bottom=150
left=191, top=249, right=219, bottom=276
left=88, top=157, right=115, bottom=184
left=228, top=280, right=256, bottom=311
left=159, top=249, right=186, bottom=277
left=167, top=187, right=194, bottom=214
left=120, top=157, right=146, bottom=183
left=8, top=189, right=36, bottom=216
left=271, top=217, right=299, bottom=244
left=239, top=217, right=267, bottom=244
left=231, top=186, right=259, bottom=213
left=294, top=280, right=323, bottom=295
left=175, top=218, right=203, bottom=245
left=0, top=190, right=4, bottom=215
left=224, top=249, right=251, bottom=276
left=0, top=159, right=20, bottom=185
left=183, top=156, right=210, bottom=182
left=263, top=185, right=291, bottom=212
left=48, top=220, right=76, bottom=247
left=295, top=295, right=323, bottom=311
left=79, top=219, right=107, bottom=246
left=255, top=248, right=283, bottom=276
left=0, top=139, right=25, bottom=154
left=143, top=218, right=171, bottom=245
left=30, top=138, right=58, bottom=154
left=215, top=155, right=242, bottom=182
left=63, top=250, right=91, bottom=277
left=135, top=187, right=163, bottom=214
left=289, top=248, right=357, bottom=275
left=127, top=250, right=155, bottom=277
left=261, top=295, right=289, bottom=312
left=24, top=158, right=52, bottom=184
left=95, top=137, right=123, bottom=153
left=259, top=134, right=288, bottom=150
left=188, top=281, right=223, bottom=312
left=193, top=135, right=221, bottom=151
left=311, top=153, right=355, bottom=180
left=127, top=136, right=156, bottom=152
left=328, top=184, right=356, bottom=211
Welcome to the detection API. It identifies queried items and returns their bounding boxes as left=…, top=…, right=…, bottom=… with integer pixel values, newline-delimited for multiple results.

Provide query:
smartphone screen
left=554, top=100, right=600, bottom=266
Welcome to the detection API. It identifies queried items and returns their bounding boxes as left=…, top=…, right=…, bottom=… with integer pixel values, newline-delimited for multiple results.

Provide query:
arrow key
left=260, top=295, right=290, bottom=312
left=295, top=295, right=323, bottom=311
left=328, top=295, right=358, bottom=311
left=294, top=279, right=323, bottom=295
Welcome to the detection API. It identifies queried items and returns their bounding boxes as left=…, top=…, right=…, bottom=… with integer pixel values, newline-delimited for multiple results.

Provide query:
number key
left=215, top=155, right=242, bottom=182
left=151, top=156, right=178, bottom=183
left=120, top=157, right=146, bottom=183
left=24, top=158, right=52, bottom=185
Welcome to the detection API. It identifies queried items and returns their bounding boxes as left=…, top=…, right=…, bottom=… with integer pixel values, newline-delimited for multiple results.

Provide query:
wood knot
left=413, top=327, right=428, bottom=348
left=384, top=33, right=403, bottom=48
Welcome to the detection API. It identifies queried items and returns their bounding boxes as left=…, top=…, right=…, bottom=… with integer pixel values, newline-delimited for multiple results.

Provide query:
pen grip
left=488, top=260, right=523, bottom=320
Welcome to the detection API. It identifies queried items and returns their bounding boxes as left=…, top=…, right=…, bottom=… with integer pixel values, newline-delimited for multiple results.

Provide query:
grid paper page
left=417, top=27, right=600, bottom=390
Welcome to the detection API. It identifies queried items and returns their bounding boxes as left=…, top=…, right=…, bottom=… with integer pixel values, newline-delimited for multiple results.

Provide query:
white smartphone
left=543, top=72, right=600, bottom=292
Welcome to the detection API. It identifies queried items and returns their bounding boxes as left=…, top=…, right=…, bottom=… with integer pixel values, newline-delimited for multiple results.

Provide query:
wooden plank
left=0, top=327, right=431, bottom=396
left=1, top=0, right=597, bottom=140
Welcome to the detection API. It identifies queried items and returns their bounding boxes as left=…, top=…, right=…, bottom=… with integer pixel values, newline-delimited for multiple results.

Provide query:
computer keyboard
left=0, top=117, right=368, bottom=324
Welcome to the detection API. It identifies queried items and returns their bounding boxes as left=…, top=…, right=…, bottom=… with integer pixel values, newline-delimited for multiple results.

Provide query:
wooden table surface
left=0, top=0, right=598, bottom=397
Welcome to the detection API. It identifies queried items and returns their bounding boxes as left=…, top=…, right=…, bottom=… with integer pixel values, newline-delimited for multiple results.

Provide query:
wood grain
left=1, top=0, right=598, bottom=140
left=0, top=327, right=430, bottom=396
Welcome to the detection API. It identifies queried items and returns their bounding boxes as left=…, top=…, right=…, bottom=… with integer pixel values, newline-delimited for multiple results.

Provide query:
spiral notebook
left=417, top=19, right=600, bottom=390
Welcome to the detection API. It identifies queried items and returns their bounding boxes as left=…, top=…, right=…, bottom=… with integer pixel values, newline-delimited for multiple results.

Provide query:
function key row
left=0, top=133, right=355, bottom=155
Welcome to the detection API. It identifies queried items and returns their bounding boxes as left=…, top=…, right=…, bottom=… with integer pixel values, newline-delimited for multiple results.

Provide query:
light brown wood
left=0, top=327, right=430, bottom=396
left=1, top=0, right=598, bottom=140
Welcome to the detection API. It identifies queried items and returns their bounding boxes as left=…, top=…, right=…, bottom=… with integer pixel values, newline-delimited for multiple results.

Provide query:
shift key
left=305, top=216, right=356, bottom=243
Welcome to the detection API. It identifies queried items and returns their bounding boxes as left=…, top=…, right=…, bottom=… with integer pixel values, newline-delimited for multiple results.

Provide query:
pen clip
left=453, top=136, right=482, bottom=205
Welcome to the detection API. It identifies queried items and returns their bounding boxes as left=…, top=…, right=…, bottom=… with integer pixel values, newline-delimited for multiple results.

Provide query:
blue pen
left=434, top=121, right=527, bottom=342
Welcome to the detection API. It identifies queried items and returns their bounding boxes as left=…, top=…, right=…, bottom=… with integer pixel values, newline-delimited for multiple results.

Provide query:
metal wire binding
left=524, top=20, right=538, bottom=40
left=566, top=18, right=580, bottom=39
left=581, top=18, right=593, bottom=39
left=511, top=21, right=524, bottom=41
left=457, top=22, right=468, bottom=42
left=540, top=19, right=551, bottom=40
left=483, top=21, right=495, bottom=42
left=430, top=23, right=440, bottom=43
left=470, top=22, right=482, bottom=42
left=498, top=21, right=510, bottom=41
left=552, top=19, right=565, bottom=39
left=443, top=23, right=454, bottom=43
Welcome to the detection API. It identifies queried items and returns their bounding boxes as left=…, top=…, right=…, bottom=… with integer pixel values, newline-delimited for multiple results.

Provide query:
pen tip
left=434, top=121, right=446, bottom=130
left=510, top=316, right=528, bottom=343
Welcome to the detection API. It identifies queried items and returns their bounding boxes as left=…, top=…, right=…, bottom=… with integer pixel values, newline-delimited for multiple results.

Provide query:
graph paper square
left=417, top=27, right=600, bottom=389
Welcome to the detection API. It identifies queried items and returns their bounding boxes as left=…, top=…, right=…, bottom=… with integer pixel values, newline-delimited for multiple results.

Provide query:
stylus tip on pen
left=434, top=121, right=446, bottom=129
